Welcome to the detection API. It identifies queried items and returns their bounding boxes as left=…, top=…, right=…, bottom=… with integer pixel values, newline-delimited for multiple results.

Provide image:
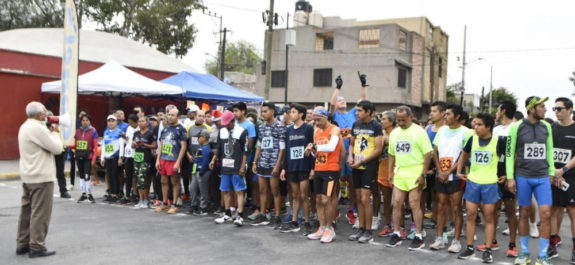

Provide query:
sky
left=183, top=0, right=575, bottom=116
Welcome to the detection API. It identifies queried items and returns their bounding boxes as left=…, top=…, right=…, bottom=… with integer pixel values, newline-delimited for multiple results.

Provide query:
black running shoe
left=408, top=236, right=425, bottom=250
left=386, top=234, right=403, bottom=248
left=482, top=250, right=493, bottom=263
left=458, top=246, right=476, bottom=260
left=280, top=222, right=300, bottom=233
left=88, top=194, right=95, bottom=203
left=302, top=222, right=312, bottom=236
left=77, top=194, right=87, bottom=203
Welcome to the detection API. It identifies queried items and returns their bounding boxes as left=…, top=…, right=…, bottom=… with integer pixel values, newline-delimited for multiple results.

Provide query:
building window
left=271, top=70, right=285, bottom=88
left=313, top=68, right=332, bottom=87
left=399, top=30, right=407, bottom=51
left=315, top=32, right=334, bottom=51
left=359, top=29, right=380, bottom=48
left=438, top=58, right=443, bottom=77
left=396, top=63, right=411, bottom=89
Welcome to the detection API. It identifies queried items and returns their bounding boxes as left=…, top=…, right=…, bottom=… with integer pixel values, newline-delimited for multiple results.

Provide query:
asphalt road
left=0, top=179, right=573, bottom=265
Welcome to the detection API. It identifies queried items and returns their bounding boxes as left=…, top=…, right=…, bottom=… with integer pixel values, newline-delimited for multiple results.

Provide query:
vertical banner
left=61, top=0, right=79, bottom=145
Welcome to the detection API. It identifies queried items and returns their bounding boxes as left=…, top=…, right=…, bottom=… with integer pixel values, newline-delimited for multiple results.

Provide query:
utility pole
left=284, top=12, right=289, bottom=105
left=460, top=25, right=467, bottom=106
left=220, top=28, right=227, bottom=81
left=264, top=0, right=275, bottom=100
left=201, top=10, right=223, bottom=79
left=488, top=65, right=493, bottom=113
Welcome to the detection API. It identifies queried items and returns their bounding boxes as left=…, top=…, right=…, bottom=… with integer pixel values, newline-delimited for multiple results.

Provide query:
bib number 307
left=524, top=143, right=545, bottom=159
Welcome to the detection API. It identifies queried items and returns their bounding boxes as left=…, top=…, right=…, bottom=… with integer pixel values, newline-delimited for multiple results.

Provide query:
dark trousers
left=54, top=153, right=67, bottom=194
left=124, top=158, right=134, bottom=197
left=76, top=157, right=92, bottom=180
left=17, top=182, right=54, bottom=252
left=105, top=158, right=120, bottom=195
left=68, top=148, right=75, bottom=185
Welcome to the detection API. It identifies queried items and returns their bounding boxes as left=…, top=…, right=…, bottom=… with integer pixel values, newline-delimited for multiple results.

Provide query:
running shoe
left=214, top=214, right=232, bottom=224
left=502, top=228, right=510, bottom=235
left=302, top=222, right=312, bottom=236
left=320, top=227, right=336, bottom=243
left=458, top=246, right=475, bottom=260
left=280, top=222, right=300, bottom=233
left=88, top=194, right=95, bottom=203
left=251, top=214, right=270, bottom=226
left=77, top=194, right=87, bottom=203
left=478, top=242, right=500, bottom=251
left=167, top=205, right=179, bottom=214
left=358, top=230, right=373, bottom=244
left=448, top=239, right=462, bottom=253
left=482, top=250, right=494, bottom=263
left=346, top=210, right=356, bottom=225
left=233, top=216, right=244, bottom=227
left=514, top=253, right=531, bottom=265
left=154, top=204, right=168, bottom=212
left=273, top=216, right=283, bottom=230
left=378, top=226, right=393, bottom=237
left=442, top=232, right=449, bottom=244
left=547, top=246, right=558, bottom=259
left=248, top=209, right=260, bottom=221
left=307, top=227, right=325, bottom=240
left=352, top=218, right=359, bottom=229
left=197, top=208, right=208, bottom=216
left=507, top=246, right=518, bottom=257
left=408, top=229, right=426, bottom=240
left=399, top=228, right=407, bottom=239
left=424, top=211, right=433, bottom=219
left=385, top=233, right=403, bottom=248
left=429, top=237, right=445, bottom=250
left=534, top=256, right=551, bottom=265
left=408, top=236, right=425, bottom=250
left=349, top=229, right=364, bottom=241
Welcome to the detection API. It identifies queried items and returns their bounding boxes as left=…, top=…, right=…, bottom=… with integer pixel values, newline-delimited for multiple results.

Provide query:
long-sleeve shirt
left=18, top=119, right=63, bottom=183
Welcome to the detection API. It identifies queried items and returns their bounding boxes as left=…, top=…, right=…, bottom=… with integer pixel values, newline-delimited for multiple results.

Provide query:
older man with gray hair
left=16, top=102, right=63, bottom=258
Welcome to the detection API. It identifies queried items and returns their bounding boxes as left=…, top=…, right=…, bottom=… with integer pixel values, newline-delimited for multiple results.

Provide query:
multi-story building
left=255, top=1, right=448, bottom=118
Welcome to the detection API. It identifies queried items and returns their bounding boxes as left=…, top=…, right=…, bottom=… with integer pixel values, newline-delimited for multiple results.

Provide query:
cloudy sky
left=183, top=0, right=575, bottom=115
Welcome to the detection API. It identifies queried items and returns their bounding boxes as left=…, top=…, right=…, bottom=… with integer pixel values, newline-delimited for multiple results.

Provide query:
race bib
left=134, top=152, right=144, bottom=163
left=261, top=136, right=273, bottom=149
left=395, top=141, right=412, bottom=154
left=222, top=158, right=235, bottom=168
left=524, top=143, right=545, bottom=160
left=162, top=143, right=173, bottom=155
left=191, top=137, right=199, bottom=145
left=105, top=143, right=115, bottom=154
left=290, top=146, right=304, bottom=159
left=472, top=151, right=492, bottom=165
left=554, top=148, right=572, bottom=164
left=439, top=157, right=454, bottom=171
left=76, top=140, right=88, bottom=150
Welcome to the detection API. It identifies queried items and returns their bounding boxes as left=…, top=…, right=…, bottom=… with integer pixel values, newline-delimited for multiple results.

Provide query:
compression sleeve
left=506, top=123, right=519, bottom=179
left=545, top=122, right=556, bottom=176
left=316, top=134, right=339, bottom=152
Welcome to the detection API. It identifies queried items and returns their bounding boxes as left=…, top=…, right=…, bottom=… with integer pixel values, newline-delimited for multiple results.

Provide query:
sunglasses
left=552, top=107, right=566, bottom=112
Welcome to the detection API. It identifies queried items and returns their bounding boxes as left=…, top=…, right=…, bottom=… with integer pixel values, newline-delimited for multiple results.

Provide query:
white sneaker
left=446, top=228, right=455, bottom=237
left=502, top=227, right=510, bottom=235
left=233, top=216, right=244, bottom=227
left=429, top=236, right=445, bottom=250
left=215, top=214, right=232, bottom=224
left=134, top=201, right=142, bottom=208
left=529, top=222, right=539, bottom=238
left=448, top=239, right=462, bottom=253
left=371, top=216, right=379, bottom=231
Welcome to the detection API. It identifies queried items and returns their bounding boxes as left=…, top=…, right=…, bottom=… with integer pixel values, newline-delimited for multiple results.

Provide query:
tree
left=0, top=0, right=63, bottom=30
left=446, top=82, right=461, bottom=104
left=204, top=41, right=262, bottom=76
left=81, top=0, right=204, bottom=58
left=482, top=87, right=518, bottom=114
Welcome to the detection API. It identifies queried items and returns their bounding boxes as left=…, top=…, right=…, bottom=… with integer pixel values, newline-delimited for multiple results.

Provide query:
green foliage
left=446, top=82, right=461, bottom=104
left=81, top=0, right=204, bottom=58
left=204, top=41, right=262, bottom=75
left=0, top=0, right=63, bottom=30
left=482, top=87, right=518, bottom=114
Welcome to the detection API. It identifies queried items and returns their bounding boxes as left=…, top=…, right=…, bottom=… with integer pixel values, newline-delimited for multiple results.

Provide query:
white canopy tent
left=41, top=60, right=183, bottom=96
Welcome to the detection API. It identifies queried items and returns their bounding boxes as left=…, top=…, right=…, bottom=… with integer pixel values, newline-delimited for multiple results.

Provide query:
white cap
left=106, top=114, right=117, bottom=121
left=187, top=105, right=200, bottom=113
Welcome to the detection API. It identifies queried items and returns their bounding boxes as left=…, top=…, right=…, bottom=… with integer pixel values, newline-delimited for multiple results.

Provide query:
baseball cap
left=211, top=110, right=223, bottom=122
left=149, top=115, right=158, bottom=121
left=312, top=107, right=329, bottom=119
left=220, top=110, right=235, bottom=126
left=187, top=104, right=200, bottom=113
left=525, top=96, right=549, bottom=110
left=106, top=115, right=117, bottom=121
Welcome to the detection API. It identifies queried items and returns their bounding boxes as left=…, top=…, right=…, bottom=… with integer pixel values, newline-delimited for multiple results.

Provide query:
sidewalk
left=0, top=160, right=71, bottom=181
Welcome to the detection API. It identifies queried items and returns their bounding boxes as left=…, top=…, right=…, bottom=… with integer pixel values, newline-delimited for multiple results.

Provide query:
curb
left=0, top=170, right=71, bottom=181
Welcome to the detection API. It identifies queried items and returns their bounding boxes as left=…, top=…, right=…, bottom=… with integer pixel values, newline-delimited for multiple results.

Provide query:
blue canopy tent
left=161, top=72, right=265, bottom=102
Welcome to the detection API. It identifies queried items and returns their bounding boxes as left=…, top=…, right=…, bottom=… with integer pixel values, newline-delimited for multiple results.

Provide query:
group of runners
left=66, top=74, right=575, bottom=265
